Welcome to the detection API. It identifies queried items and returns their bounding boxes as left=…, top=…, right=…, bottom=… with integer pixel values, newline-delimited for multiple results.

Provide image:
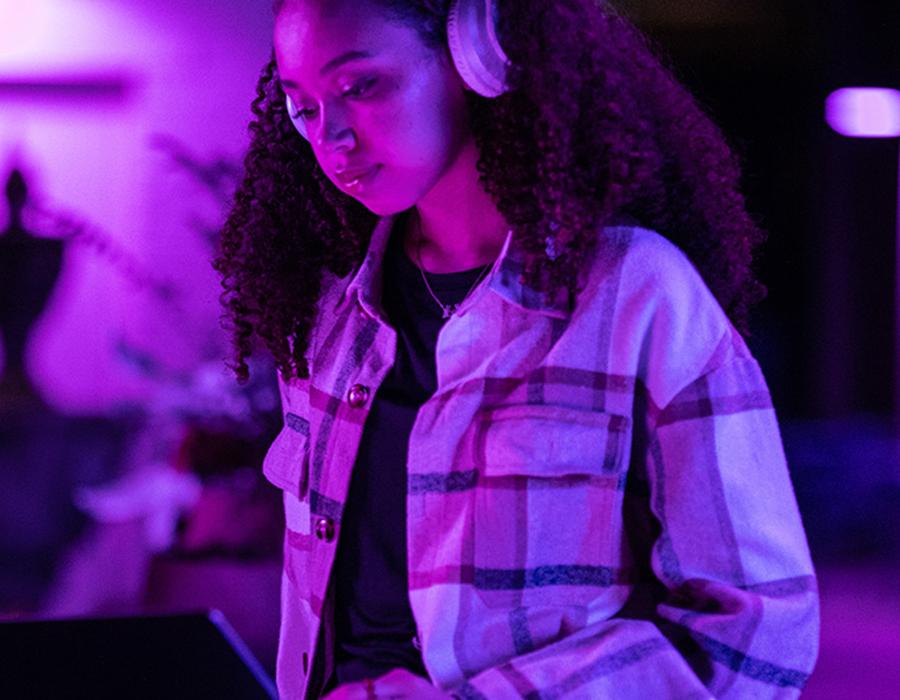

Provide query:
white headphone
left=285, top=0, right=510, bottom=140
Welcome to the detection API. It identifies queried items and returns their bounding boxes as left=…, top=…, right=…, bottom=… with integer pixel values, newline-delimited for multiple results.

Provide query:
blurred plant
left=112, top=134, right=280, bottom=445
left=23, top=134, right=278, bottom=440
left=115, top=343, right=279, bottom=439
left=148, top=133, right=242, bottom=250
left=28, top=202, right=179, bottom=307
left=84, top=135, right=282, bottom=572
left=10, top=138, right=281, bottom=622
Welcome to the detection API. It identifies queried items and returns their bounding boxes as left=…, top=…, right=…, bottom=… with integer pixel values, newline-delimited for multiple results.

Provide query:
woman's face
left=274, top=0, right=472, bottom=216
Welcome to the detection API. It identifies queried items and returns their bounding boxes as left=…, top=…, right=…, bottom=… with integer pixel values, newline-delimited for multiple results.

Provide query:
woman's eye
left=296, top=107, right=317, bottom=120
left=341, top=77, right=376, bottom=98
left=291, top=78, right=376, bottom=120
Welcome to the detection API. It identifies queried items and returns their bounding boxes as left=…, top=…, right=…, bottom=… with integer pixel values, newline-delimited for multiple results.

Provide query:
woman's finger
left=321, top=679, right=371, bottom=700
left=370, top=669, right=452, bottom=698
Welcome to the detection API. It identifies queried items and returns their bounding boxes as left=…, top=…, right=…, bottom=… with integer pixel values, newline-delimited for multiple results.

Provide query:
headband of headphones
left=285, top=0, right=510, bottom=141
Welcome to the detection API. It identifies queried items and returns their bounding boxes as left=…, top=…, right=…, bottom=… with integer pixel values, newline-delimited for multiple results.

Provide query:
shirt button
left=314, top=516, right=335, bottom=542
left=347, top=384, right=370, bottom=408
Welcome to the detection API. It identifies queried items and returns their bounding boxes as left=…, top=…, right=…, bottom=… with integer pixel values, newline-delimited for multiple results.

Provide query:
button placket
left=308, top=381, right=369, bottom=551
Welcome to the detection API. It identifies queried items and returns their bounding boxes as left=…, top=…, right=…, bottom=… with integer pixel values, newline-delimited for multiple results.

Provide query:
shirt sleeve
left=449, top=333, right=820, bottom=699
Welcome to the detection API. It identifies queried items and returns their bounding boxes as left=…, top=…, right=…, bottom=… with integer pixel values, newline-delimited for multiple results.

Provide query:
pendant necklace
left=413, top=214, right=501, bottom=319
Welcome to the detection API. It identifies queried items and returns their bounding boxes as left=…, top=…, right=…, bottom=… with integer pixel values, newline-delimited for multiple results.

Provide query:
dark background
left=618, top=0, right=900, bottom=419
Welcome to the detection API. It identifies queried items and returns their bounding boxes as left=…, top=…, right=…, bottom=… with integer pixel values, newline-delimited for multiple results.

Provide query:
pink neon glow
left=0, top=3, right=42, bottom=56
left=825, top=87, right=900, bottom=138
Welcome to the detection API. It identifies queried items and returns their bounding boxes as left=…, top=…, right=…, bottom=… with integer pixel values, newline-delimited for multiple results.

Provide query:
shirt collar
left=337, top=213, right=571, bottom=319
left=338, top=213, right=395, bottom=320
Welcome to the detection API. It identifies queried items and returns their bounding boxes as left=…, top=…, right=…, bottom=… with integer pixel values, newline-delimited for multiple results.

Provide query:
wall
left=0, top=0, right=274, bottom=413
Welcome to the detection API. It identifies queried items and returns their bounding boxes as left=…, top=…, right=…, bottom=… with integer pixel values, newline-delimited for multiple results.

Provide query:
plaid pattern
left=263, top=215, right=818, bottom=699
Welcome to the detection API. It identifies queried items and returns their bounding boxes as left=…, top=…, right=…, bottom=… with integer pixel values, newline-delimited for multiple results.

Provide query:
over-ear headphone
left=285, top=93, right=308, bottom=139
left=447, top=0, right=509, bottom=99
left=285, top=0, right=510, bottom=141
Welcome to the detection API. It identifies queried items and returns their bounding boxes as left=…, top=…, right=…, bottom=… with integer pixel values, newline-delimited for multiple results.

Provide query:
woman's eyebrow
left=280, top=50, right=375, bottom=89
left=319, top=50, right=374, bottom=76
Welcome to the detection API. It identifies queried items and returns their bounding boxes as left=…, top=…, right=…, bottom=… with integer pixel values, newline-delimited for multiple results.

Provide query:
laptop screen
left=0, top=610, right=277, bottom=699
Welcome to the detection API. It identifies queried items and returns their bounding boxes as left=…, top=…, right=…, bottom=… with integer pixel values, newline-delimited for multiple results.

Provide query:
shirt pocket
left=472, top=404, right=632, bottom=609
left=263, top=412, right=311, bottom=498
left=264, top=412, right=314, bottom=604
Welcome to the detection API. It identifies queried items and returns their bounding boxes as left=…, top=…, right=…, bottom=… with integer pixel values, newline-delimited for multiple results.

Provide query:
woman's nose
left=315, top=103, right=356, bottom=152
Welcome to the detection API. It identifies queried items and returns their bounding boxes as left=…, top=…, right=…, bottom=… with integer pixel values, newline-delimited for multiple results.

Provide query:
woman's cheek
left=369, top=105, right=420, bottom=162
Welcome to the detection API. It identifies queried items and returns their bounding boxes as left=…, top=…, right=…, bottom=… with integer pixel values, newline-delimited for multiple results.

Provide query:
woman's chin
left=359, top=198, right=415, bottom=218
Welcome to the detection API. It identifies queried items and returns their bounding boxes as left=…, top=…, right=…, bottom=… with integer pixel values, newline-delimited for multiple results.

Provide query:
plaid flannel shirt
left=262, top=215, right=819, bottom=699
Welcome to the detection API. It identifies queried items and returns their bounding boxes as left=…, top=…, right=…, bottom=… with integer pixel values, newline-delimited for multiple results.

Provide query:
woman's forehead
left=274, top=0, right=427, bottom=84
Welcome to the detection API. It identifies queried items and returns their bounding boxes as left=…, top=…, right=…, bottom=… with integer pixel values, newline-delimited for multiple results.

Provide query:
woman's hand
left=321, top=668, right=455, bottom=699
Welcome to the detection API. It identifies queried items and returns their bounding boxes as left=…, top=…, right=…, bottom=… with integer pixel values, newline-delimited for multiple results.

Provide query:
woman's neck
left=402, top=139, right=509, bottom=273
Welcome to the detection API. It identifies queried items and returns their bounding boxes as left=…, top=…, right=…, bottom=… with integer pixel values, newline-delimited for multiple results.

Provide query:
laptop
left=0, top=610, right=278, bottom=699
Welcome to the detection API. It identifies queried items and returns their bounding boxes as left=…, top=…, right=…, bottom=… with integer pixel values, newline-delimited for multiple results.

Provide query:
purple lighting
left=825, top=87, right=900, bottom=138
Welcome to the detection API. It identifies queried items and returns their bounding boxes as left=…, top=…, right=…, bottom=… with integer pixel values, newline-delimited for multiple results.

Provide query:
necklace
left=413, top=214, right=499, bottom=319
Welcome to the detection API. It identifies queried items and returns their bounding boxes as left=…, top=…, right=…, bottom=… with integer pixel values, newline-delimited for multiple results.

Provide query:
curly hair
left=214, top=0, right=766, bottom=382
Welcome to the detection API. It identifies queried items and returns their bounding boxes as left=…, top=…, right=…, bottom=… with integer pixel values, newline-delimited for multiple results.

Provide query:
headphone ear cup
left=285, top=93, right=310, bottom=141
left=447, top=0, right=510, bottom=98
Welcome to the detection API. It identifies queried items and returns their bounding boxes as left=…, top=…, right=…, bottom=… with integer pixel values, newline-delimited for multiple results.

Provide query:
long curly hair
left=214, top=0, right=766, bottom=382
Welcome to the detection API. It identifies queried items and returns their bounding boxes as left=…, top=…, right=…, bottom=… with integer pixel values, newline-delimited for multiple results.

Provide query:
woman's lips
left=336, top=165, right=380, bottom=190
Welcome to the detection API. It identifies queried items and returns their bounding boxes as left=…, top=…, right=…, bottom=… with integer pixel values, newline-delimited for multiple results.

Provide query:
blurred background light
left=826, top=87, right=900, bottom=138
left=0, top=1, right=47, bottom=57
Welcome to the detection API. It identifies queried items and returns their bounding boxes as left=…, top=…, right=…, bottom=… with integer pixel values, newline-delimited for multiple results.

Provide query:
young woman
left=214, top=1, right=819, bottom=698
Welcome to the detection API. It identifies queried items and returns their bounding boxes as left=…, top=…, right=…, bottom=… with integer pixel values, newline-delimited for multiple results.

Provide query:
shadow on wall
left=0, top=167, right=134, bottom=611
left=0, top=153, right=283, bottom=672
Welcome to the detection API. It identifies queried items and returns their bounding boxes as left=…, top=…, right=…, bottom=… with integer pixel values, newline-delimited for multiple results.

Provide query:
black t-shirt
left=331, top=219, right=490, bottom=685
